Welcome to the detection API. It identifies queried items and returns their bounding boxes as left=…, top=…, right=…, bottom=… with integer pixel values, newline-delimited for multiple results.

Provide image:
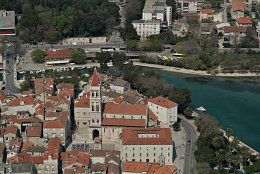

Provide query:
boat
left=197, top=106, right=206, bottom=112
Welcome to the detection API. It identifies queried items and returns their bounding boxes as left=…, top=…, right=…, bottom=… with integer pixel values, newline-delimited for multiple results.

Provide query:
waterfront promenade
left=133, top=62, right=260, bottom=77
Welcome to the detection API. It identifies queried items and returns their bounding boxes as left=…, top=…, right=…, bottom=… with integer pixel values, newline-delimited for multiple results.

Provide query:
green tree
left=71, top=48, right=86, bottom=64
left=192, top=162, right=212, bottom=174
left=20, top=82, right=30, bottom=91
left=172, top=122, right=181, bottom=131
left=52, top=15, right=71, bottom=38
left=31, top=49, right=46, bottom=63
left=212, top=136, right=225, bottom=150
left=44, top=26, right=60, bottom=43
left=111, top=52, right=128, bottom=68
left=126, top=40, right=139, bottom=51
left=96, top=52, right=111, bottom=70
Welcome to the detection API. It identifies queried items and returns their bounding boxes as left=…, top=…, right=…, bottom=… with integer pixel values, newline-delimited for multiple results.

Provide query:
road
left=181, top=118, right=197, bottom=174
left=4, top=56, right=20, bottom=95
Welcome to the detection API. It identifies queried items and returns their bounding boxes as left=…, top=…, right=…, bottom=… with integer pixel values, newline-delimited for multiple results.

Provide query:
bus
left=172, top=53, right=184, bottom=59
left=100, top=47, right=115, bottom=52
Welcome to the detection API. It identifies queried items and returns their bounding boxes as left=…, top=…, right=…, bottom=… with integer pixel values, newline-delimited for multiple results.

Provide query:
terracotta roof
left=148, top=164, right=177, bottom=174
left=224, top=26, right=247, bottom=32
left=8, top=96, right=35, bottom=107
left=91, top=162, right=107, bottom=172
left=232, top=0, right=245, bottom=12
left=21, top=141, right=34, bottom=152
left=26, top=126, right=42, bottom=137
left=113, top=97, right=124, bottom=104
left=91, top=67, right=100, bottom=86
left=200, top=9, right=214, bottom=15
left=43, top=149, right=59, bottom=160
left=34, top=78, right=54, bottom=85
left=74, top=97, right=90, bottom=108
left=102, top=118, right=146, bottom=127
left=122, top=128, right=173, bottom=145
left=59, top=90, right=74, bottom=98
left=90, top=150, right=120, bottom=157
left=0, top=91, right=7, bottom=102
left=45, top=49, right=73, bottom=59
left=103, top=103, right=147, bottom=115
left=61, top=151, right=90, bottom=167
left=236, top=17, right=252, bottom=24
left=43, top=115, right=67, bottom=129
left=123, top=162, right=177, bottom=174
left=31, top=156, right=44, bottom=164
left=148, top=96, right=177, bottom=108
left=108, top=163, right=120, bottom=174
left=57, top=83, right=74, bottom=90
left=148, top=109, right=157, bottom=121
left=47, top=137, right=61, bottom=150
left=4, top=125, right=18, bottom=135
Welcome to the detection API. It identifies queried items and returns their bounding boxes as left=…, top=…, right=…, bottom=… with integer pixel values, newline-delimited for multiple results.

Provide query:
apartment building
left=177, top=0, right=204, bottom=13
left=0, top=10, right=16, bottom=36
left=132, top=0, right=172, bottom=38
left=231, top=0, right=245, bottom=19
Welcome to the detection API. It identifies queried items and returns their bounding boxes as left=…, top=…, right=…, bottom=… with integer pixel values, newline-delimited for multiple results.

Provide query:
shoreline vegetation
left=133, top=62, right=260, bottom=77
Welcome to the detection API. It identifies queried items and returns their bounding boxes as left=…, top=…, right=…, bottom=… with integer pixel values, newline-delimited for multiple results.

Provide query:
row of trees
left=5, top=0, right=119, bottom=43
left=194, top=116, right=259, bottom=173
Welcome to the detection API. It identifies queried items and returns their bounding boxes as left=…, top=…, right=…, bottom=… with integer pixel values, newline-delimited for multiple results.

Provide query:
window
left=147, top=153, right=148, bottom=157
left=154, top=153, right=156, bottom=157
left=168, top=153, right=170, bottom=157
left=133, top=153, right=135, bottom=157
left=133, top=147, right=135, bottom=150
left=146, top=159, right=149, bottom=162
left=126, top=153, right=127, bottom=157
left=140, top=153, right=141, bottom=156
left=92, top=92, right=94, bottom=97
left=92, top=119, right=94, bottom=123
left=112, top=129, right=114, bottom=133
left=154, top=159, right=156, bottom=162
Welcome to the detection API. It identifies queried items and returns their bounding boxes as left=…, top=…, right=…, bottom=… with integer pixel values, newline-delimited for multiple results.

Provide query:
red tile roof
left=57, top=83, right=74, bottom=90
left=90, top=150, right=120, bottom=157
left=103, top=103, right=147, bottom=115
left=148, top=109, right=157, bottom=121
left=91, top=67, right=100, bottom=86
left=102, top=118, right=146, bottom=127
left=34, top=78, right=54, bottom=85
left=224, top=26, right=247, bottom=32
left=60, top=151, right=90, bottom=167
left=113, top=97, right=124, bottom=104
left=26, top=126, right=42, bottom=137
left=4, top=125, right=18, bottom=135
left=236, top=17, right=252, bottom=24
left=148, top=96, right=177, bottom=108
left=59, top=90, right=74, bottom=98
left=123, top=162, right=177, bottom=174
left=200, top=9, right=214, bottom=15
left=0, top=91, right=7, bottom=102
left=74, top=97, right=90, bottom=108
left=8, top=96, right=35, bottom=107
left=122, top=128, right=173, bottom=145
left=45, top=49, right=73, bottom=59
left=47, top=137, right=61, bottom=150
left=21, top=141, right=34, bottom=152
left=43, top=115, right=67, bottom=129
left=232, top=0, right=245, bottom=12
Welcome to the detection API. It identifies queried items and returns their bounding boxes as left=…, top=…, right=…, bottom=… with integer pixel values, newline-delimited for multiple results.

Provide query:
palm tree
left=226, top=128, right=233, bottom=141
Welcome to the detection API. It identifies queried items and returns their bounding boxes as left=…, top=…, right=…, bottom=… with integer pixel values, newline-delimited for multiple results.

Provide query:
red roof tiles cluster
left=43, top=114, right=68, bottom=129
left=102, top=118, right=146, bottom=127
left=7, top=96, right=35, bottom=107
left=25, top=126, right=42, bottom=137
left=224, top=26, right=247, bottom=32
left=148, top=96, right=178, bottom=108
left=232, top=0, right=245, bottom=12
left=200, top=9, right=214, bottom=15
left=60, top=151, right=90, bottom=168
left=236, top=17, right=252, bottom=24
left=122, top=128, right=173, bottom=145
left=123, top=162, right=177, bottom=174
left=45, top=49, right=73, bottom=59
left=103, top=103, right=146, bottom=115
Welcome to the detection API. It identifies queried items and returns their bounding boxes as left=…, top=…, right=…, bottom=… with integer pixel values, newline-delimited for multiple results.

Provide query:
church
left=74, top=68, right=178, bottom=144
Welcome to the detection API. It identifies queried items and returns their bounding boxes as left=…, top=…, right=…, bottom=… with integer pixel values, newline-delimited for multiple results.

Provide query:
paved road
left=181, top=118, right=197, bottom=174
left=4, top=56, right=20, bottom=94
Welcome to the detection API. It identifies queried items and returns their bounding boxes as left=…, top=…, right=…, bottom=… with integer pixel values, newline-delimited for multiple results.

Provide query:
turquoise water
left=151, top=69, right=260, bottom=152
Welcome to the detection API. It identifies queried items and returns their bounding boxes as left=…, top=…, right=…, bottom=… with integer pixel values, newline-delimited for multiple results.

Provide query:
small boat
left=197, top=106, right=206, bottom=112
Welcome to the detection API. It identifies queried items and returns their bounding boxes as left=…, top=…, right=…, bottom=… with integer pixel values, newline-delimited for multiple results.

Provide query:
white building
left=177, top=0, right=204, bottom=13
left=122, top=128, right=174, bottom=164
left=132, top=20, right=161, bottom=38
left=132, top=0, right=172, bottom=38
left=0, top=10, right=16, bottom=36
left=148, top=96, right=178, bottom=127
